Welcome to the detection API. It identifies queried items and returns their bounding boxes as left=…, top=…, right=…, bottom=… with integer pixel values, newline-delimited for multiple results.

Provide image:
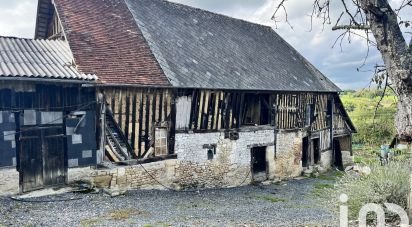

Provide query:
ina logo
left=339, top=194, right=409, bottom=227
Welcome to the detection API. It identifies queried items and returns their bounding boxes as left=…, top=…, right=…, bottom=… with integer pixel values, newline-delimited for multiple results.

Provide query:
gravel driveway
left=0, top=177, right=338, bottom=226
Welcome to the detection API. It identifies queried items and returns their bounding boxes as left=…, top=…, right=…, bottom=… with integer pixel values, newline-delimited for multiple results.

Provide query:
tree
left=273, top=0, right=412, bottom=141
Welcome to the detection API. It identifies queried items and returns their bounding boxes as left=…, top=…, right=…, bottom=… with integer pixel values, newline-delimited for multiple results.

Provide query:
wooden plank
left=121, top=90, right=127, bottom=134
left=223, top=93, right=230, bottom=129
left=125, top=92, right=130, bottom=140
left=212, top=92, right=219, bottom=130
left=138, top=91, right=144, bottom=158
left=230, top=93, right=237, bottom=128
left=197, top=91, right=205, bottom=130
left=202, top=91, right=210, bottom=129
left=209, top=93, right=216, bottom=130
left=189, top=90, right=197, bottom=130
left=164, top=90, right=169, bottom=121
left=152, top=91, right=157, bottom=125
left=169, top=91, right=176, bottom=154
left=158, top=92, right=163, bottom=122
left=105, top=145, right=120, bottom=162
left=117, top=90, right=123, bottom=129
left=144, top=93, right=151, bottom=152
left=131, top=93, right=137, bottom=154
left=238, top=93, right=244, bottom=128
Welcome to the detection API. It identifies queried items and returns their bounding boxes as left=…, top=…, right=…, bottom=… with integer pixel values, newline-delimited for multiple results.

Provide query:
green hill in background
left=340, top=89, right=397, bottom=146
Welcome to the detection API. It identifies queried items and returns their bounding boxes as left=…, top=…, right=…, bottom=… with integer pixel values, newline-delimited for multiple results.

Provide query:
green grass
left=256, top=195, right=286, bottom=203
left=80, top=218, right=103, bottom=227
left=312, top=171, right=344, bottom=181
left=313, top=183, right=333, bottom=190
left=311, top=183, right=334, bottom=197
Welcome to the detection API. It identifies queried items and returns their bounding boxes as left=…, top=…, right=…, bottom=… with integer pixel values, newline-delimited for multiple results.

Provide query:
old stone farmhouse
left=0, top=0, right=356, bottom=194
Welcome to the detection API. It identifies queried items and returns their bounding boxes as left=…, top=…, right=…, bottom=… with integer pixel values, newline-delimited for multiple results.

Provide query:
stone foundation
left=0, top=167, right=96, bottom=196
left=0, top=167, right=19, bottom=196
left=0, top=128, right=347, bottom=194
left=89, top=128, right=306, bottom=191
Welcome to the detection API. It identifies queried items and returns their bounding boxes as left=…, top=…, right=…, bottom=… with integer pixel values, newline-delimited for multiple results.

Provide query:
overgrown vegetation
left=316, top=88, right=409, bottom=222
left=341, top=89, right=397, bottom=146
left=320, top=161, right=410, bottom=222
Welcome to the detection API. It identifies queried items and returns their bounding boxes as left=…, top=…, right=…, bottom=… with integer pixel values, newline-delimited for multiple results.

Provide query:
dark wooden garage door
left=19, top=126, right=66, bottom=193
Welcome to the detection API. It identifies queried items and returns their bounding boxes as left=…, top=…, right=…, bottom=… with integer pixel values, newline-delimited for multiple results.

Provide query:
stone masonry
left=0, top=128, right=337, bottom=194
left=89, top=128, right=308, bottom=191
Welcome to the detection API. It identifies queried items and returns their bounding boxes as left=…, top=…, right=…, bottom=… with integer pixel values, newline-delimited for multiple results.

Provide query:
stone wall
left=320, top=150, right=333, bottom=169
left=90, top=160, right=177, bottom=193
left=271, top=131, right=303, bottom=179
left=89, top=128, right=306, bottom=191
left=174, top=129, right=272, bottom=188
left=0, top=167, right=96, bottom=196
left=0, top=167, right=19, bottom=196
left=0, top=128, right=341, bottom=194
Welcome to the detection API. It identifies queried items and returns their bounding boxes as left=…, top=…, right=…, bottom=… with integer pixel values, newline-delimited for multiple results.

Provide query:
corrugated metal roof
left=0, top=36, right=97, bottom=81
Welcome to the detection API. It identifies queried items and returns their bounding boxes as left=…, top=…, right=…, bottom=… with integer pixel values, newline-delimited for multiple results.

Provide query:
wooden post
left=138, top=93, right=144, bottom=158
left=272, top=103, right=278, bottom=159
left=131, top=94, right=137, bottom=156
left=327, top=97, right=334, bottom=164
left=169, top=91, right=177, bottom=154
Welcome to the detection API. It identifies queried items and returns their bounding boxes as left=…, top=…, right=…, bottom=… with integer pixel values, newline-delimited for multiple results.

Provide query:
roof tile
left=54, top=0, right=170, bottom=86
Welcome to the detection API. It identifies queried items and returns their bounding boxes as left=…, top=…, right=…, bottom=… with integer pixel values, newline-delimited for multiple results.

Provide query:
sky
left=0, top=0, right=410, bottom=90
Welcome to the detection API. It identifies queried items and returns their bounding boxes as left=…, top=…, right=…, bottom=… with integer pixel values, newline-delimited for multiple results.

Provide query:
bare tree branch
left=271, top=0, right=412, bottom=139
left=373, top=72, right=389, bottom=126
left=340, top=0, right=360, bottom=25
left=332, top=24, right=370, bottom=30
left=272, top=0, right=294, bottom=29
left=395, top=0, right=412, bottom=14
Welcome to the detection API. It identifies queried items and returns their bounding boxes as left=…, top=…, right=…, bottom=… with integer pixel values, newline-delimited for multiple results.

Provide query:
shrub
left=322, top=161, right=410, bottom=222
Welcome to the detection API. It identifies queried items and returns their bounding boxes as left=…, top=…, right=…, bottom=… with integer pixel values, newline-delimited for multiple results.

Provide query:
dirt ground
left=0, top=177, right=339, bottom=227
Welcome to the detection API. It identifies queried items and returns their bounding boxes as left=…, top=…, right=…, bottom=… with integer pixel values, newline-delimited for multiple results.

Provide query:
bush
left=322, top=161, right=410, bottom=222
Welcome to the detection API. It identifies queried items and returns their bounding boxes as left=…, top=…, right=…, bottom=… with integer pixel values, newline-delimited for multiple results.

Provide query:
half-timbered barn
left=30, top=0, right=355, bottom=191
left=0, top=36, right=98, bottom=194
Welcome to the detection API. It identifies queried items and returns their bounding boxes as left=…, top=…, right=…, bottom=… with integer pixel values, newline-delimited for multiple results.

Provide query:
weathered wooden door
left=19, top=130, right=43, bottom=192
left=42, top=127, right=66, bottom=186
left=19, top=126, right=66, bottom=192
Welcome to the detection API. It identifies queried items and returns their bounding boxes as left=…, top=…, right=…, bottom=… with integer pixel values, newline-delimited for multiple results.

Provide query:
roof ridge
left=0, top=35, right=34, bottom=40
left=150, top=0, right=274, bottom=30
left=0, top=36, right=65, bottom=43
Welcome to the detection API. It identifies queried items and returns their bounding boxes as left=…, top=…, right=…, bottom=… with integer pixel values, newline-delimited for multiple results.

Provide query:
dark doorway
left=333, top=139, right=343, bottom=170
left=243, top=94, right=271, bottom=126
left=313, top=138, right=321, bottom=164
left=251, top=146, right=267, bottom=182
left=302, top=137, right=310, bottom=167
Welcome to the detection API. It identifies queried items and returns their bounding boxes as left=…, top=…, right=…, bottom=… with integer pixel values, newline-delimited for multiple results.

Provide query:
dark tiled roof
left=124, top=0, right=340, bottom=92
left=0, top=36, right=97, bottom=81
left=53, top=0, right=170, bottom=86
